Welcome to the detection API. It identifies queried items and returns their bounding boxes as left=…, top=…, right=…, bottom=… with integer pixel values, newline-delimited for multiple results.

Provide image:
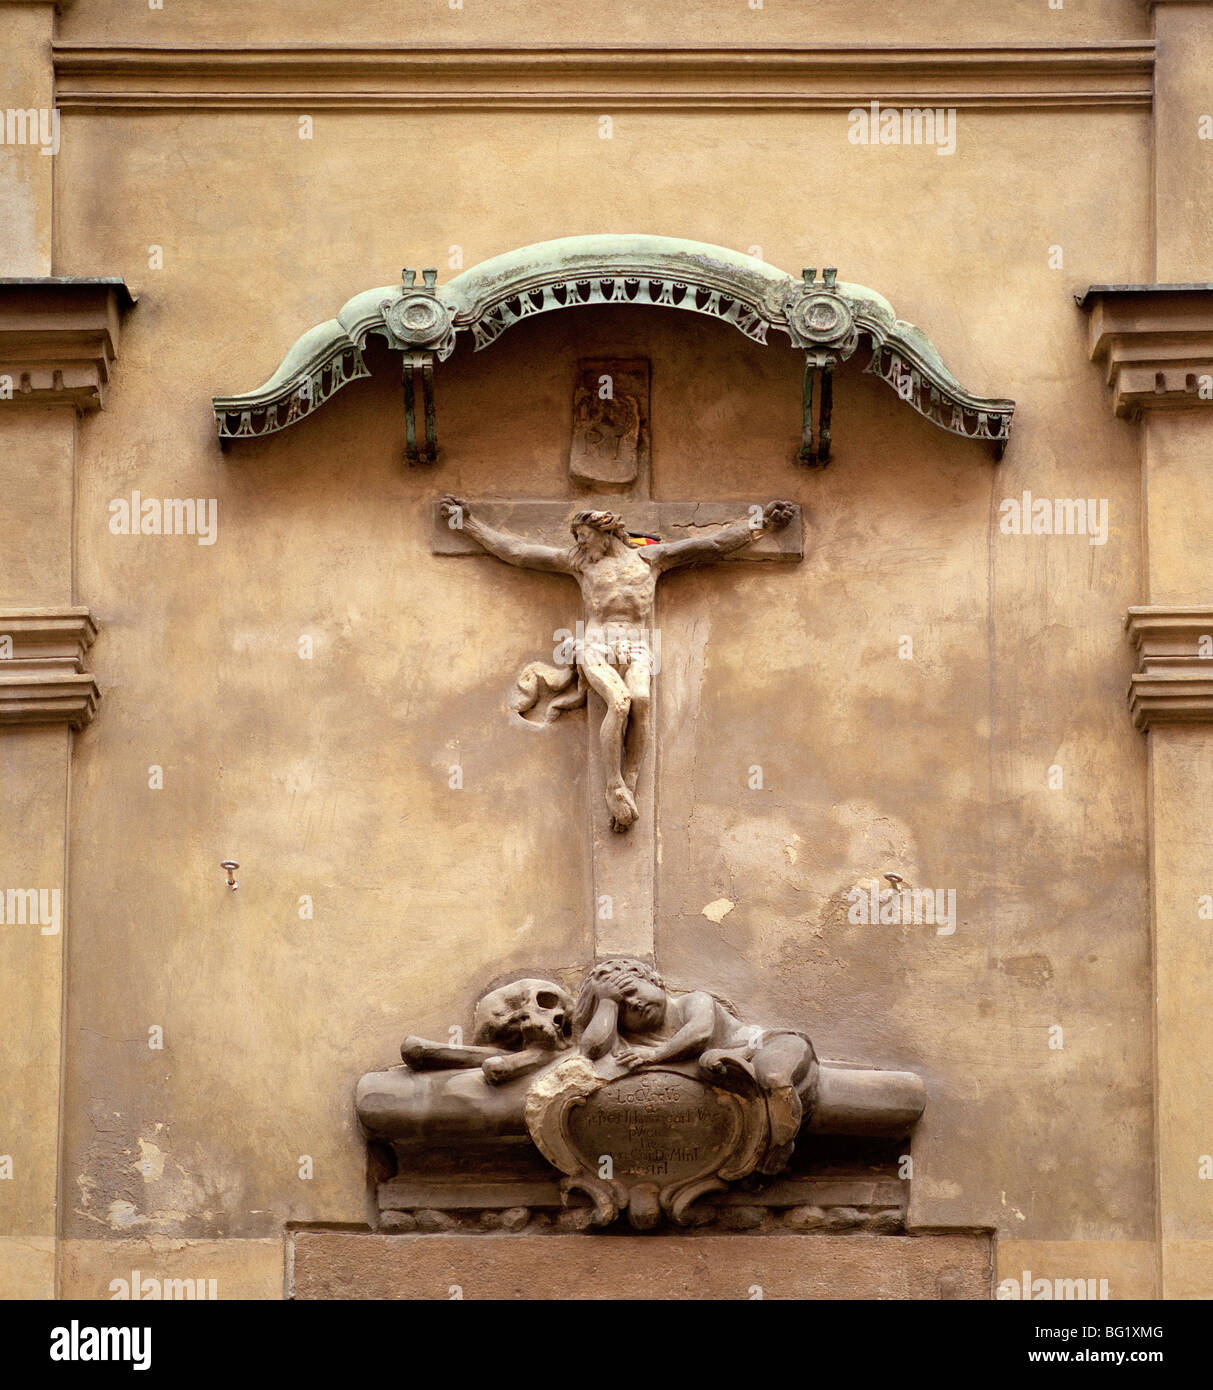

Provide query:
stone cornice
left=52, top=42, right=1154, bottom=112
left=1082, top=284, right=1213, bottom=419
left=1126, top=606, right=1213, bottom=730
left=0, top=278, right=134, bottom=413
left=0, top=607, right=99, bottom=730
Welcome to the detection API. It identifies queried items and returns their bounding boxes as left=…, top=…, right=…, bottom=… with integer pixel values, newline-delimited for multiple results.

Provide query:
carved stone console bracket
left=0, top=607, right=100, bottom=730
left=1081, top=283, right=1213, bottom=418
left=0, top=277, right=134, bottom=413
left=213, top=235, right=1014, bottom=462
left=1126, top=606, right=1213, bottom=730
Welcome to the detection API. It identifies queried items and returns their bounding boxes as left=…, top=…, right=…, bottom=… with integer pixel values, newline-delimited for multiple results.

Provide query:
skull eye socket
left=535, top=990, right=561, bottom=1009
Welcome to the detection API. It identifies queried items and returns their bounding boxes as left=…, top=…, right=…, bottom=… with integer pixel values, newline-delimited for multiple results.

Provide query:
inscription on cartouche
left=567, top=1072, right=736, bottom=1180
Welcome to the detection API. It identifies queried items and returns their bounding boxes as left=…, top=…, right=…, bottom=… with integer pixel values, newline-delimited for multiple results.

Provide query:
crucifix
left=432, top=361, right=803, bottom=961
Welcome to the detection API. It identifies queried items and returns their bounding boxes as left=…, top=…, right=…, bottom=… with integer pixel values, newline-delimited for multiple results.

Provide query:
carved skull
left=473, top=979, right=573, bottom=1053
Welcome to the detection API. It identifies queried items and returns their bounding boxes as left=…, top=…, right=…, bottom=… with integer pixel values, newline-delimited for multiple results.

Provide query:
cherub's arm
left=578, top=996, right=619, bottom=1060
left=647, top=500, right=796, bottom=573
left=617, top=993, right=718, bottom=1068
left=439, top=495, right=572, bottom=574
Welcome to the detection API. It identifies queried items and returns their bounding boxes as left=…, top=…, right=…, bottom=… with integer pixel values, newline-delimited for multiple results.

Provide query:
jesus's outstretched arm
left=647, top=499, right=797, bottom=572
left=439, top=495, right=572, bottom=574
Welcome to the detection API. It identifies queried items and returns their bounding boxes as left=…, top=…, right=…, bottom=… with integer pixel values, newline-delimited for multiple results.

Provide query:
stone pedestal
left=291, top=1230, right=992, bottom=1301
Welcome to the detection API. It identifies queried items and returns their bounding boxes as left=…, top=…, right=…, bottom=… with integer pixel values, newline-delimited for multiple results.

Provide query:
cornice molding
left=1126, top=606, right=1213, bottom=730
left=52, top=42, right=1154, bottom=112
left=0, top=278, right=134, bottom=413
left=1082, top=284, right=1213, bottom=419
left=0, top=607, right=99, bottom=730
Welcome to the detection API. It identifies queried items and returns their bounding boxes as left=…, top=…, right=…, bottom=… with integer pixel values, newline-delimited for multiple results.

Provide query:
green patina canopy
left=212, top=234, right=1013, bottom=462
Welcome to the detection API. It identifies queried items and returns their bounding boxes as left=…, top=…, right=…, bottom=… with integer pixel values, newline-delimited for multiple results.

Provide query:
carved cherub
left=400, top=978, right=573, bottom=1086
left=573, top=957, right=817, bottom=1171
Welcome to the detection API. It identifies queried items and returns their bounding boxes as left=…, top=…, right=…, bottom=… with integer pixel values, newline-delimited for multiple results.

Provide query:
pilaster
left=0, top=271, right=128, bottom=1300
left=1085, top=45, right=1213, bottom=1285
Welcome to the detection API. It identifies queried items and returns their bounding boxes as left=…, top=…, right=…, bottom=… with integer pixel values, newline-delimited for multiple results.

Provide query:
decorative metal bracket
left=388, top=267, right=447, bottom=465
left=800, top=355, right=835, bottom=466
left=794, top=268, right=852, bottom=466
left=211, top=235, right=1014, bottom=461
left=402, top=350, right=437, bottom=466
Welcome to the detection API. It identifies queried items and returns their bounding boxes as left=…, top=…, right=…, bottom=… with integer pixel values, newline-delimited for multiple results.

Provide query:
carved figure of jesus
left=439, top=495, right=795, bottom=832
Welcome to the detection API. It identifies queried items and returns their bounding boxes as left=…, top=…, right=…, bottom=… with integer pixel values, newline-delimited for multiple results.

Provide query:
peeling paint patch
left=135, top=1139, right=165, bottom=1183
left=701, top=898, right=734, bottom=923
left=107, top=1199, right=146, bottom=1230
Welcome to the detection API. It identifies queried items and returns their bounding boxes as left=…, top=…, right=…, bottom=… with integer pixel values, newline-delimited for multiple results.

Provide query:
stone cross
left=432, top=373, right=802, bottom=962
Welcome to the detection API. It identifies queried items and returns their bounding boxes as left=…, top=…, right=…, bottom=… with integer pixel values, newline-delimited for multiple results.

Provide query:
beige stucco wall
left=0, top=2, right=53, bottom=275
left=49, top=89, right=1151, bottom=1253
left=59, top=0, right=1150, bottom=46
left=5, top=0, right=1207, bottom=1301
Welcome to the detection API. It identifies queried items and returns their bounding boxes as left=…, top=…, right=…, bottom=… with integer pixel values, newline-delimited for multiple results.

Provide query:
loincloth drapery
left=577, top=627, right=655, bottom=672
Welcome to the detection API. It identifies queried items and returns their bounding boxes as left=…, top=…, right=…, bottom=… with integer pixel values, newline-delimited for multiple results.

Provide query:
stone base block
left=290, top=1230, right=991, bottom=1300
